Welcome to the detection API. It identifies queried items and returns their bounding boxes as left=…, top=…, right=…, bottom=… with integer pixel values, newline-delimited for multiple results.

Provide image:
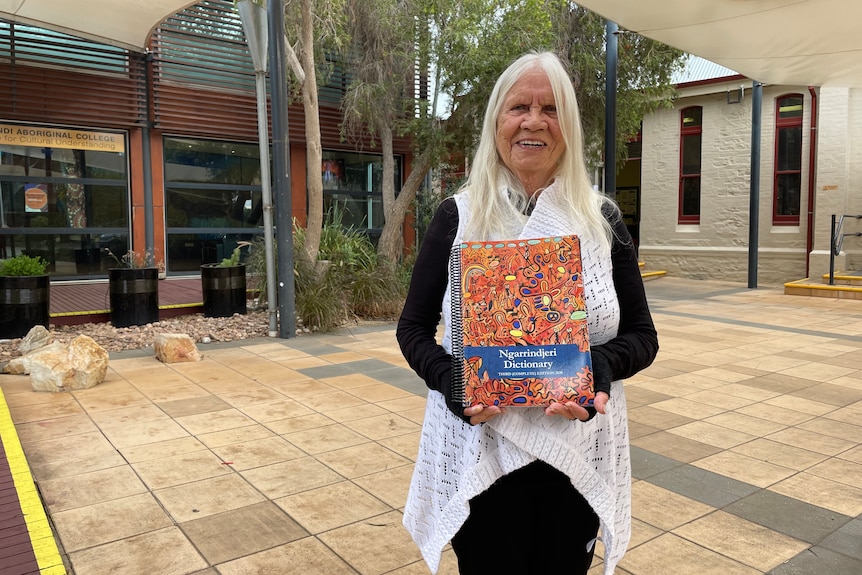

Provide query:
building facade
left=631, top=57, right=862, bottom=285
left=0, top=0, right=414, bottom=278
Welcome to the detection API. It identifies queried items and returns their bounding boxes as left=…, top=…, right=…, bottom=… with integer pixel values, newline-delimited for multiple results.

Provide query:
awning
left=574, top=0, right=862, bottom=87
left=0, top=0, right=199, bottom=52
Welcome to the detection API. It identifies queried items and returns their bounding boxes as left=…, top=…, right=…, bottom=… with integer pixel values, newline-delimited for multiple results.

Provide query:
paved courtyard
left=1, top=276, right=861, bottom=574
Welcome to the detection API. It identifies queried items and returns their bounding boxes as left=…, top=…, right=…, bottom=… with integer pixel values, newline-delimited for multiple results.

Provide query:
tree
left=551, top=5, right=684, bottom=171
left=341, top=0, right=417, bottom=266
left=343, top=0, right=557, bottom=263
left=281, top=0, right=347, bottom=266
left=340, top=0, right=683, bottom=264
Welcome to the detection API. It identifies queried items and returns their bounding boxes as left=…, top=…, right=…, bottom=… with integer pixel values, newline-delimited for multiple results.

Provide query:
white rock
left=154, top=333, right=202, bottom=363
left=29, top=336, right=109, bottom=392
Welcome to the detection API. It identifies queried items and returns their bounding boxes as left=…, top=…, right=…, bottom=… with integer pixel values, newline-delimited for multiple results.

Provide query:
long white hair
left=459, top=51, right=617, bottom=256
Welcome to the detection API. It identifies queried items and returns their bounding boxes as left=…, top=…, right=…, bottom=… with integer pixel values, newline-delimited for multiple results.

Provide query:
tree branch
left=284, top=37, right=305, bottom=84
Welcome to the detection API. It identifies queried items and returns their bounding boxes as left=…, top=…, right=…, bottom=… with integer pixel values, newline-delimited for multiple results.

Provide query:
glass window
left=164, top=138, right=262, bottom=184
left=678, top=106, right=702, bottom=224
left=774, top=94, right=804, bottom=224
left=0, top=127, right=129, bottom=277
left=321, top=150, right=401, bottom=242
left=164, top=137, right=263, bottom=273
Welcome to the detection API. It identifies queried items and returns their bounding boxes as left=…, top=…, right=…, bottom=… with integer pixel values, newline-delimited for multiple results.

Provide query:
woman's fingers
left=464, top=404, right=503, bottom=425
left=467, top=394, right=610, bottom=425
left=594, top=391, right=610, bottom=414
left=545, top=402, right=590, bottom=421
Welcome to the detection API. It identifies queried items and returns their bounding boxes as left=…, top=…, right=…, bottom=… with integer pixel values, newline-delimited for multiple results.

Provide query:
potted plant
left=106, top=248, right=159, bottom=328
left=200, top=243, right=248, bottom=317
left=0, top=254, right=50, bottom=338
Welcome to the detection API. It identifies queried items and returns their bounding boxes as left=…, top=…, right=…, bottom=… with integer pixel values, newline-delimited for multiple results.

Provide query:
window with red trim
left=679, top=106, right=702, bottom=224
left=773, top=94, right=804, bottom=225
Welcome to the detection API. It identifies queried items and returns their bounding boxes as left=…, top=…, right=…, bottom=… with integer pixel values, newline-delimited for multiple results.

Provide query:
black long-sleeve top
left=396, top=197, right=659, bottom=421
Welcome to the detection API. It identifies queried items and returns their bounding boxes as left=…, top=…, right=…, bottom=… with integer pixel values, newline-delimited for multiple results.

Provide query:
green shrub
left=0, top=254, right=49, bottom=276
left=295, top=263, right=348, bottom=332
left=395, top=247, right=418, bottom=295
left=104, top=247, right=155, bottom=269
left=347, top=262, right=403, bottom=319
left=218, top=242, right=250, bottom=267
left=244, top=235, right=271, bottom=300
left=319, top=224, right=377, bottom=271
left=246, top=210, right=409, bottom=331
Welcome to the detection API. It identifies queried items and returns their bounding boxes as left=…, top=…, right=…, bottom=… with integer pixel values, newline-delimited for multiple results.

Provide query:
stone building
left=627, top=56, right=862, bottom=285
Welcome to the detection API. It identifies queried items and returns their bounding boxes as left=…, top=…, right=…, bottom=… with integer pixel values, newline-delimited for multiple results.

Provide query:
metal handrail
left=829, top=214, right=862, bottom=285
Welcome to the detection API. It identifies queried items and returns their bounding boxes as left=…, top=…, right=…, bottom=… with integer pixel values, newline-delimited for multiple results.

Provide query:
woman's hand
left=545, top=391, right=610, bottom=421
left=464, top=404, right=504, bottom=425
left=594, top=391, right=610, bottom=414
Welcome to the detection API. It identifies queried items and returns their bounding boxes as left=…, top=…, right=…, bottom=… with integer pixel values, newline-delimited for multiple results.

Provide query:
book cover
left=450, top=235, right=594, bottom=408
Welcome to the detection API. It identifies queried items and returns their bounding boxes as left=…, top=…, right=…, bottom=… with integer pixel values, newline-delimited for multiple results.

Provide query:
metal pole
left=142, top=52, right=155, bottom=259
left=748, top=81, right=762, bottom=289
left=604, top=20, right=618, bottom=200
left=829, top=214, right=836, bottom=285
left=268, top=0, right=296, bottom=338
left=238, top=0, right=278, bottom=337
left=254, top=71, right=279, bottom=337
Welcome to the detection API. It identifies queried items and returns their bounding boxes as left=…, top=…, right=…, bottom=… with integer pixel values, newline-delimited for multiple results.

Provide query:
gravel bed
left=0, top=310, right=280, bottom=362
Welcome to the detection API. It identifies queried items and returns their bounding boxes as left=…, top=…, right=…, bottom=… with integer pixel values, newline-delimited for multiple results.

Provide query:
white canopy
left=575, top=0, right=862, bottom=87
left=4, top=0, right=859, bottom=85
left=0, top=0, right=198, bottom=52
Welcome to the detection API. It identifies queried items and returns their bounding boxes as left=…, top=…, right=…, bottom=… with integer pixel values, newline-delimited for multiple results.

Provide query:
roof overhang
left=575, top=0, right=862, bottom=88
left=0, top=0, right=199, bottom=52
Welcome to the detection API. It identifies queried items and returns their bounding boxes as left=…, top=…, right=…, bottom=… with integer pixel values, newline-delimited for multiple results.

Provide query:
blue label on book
left=463, top=344, right=590, bottom=380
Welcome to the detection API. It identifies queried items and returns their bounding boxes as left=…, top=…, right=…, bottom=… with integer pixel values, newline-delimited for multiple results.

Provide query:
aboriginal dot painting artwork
left=451, top=236, right=594, bottom=408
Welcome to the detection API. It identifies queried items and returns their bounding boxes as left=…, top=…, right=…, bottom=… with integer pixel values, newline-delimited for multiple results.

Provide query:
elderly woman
left=396, top=51, right=658, bottom=575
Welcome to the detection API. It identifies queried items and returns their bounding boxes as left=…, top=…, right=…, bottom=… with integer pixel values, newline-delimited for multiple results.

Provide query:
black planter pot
left=0, top=275, right=50, bottom=338
left=109, top=267, right=159, bottom=328
left=201, top=263, right=247, bottom=318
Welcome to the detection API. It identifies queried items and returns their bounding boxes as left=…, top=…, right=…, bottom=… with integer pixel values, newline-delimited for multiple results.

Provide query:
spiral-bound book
left=450, top=235, right=594, bottom=408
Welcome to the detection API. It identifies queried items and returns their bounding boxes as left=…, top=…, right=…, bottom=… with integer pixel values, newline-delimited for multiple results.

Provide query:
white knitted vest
left=402, top=182, right=631, bottom=575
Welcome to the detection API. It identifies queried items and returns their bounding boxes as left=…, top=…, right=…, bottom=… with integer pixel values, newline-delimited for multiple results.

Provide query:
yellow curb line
left=818, top=273, right=862, bottom=285
left=784, top=278, right=862, bottom=292
left=50, top=302, right=205, bottom=318
left=159, top=302, right=204, bottom=310
left=641, top=271, right=667, bottom=278
left=0, top=388, right=66, bottom=574
left=50, top=309, right=111, bottom=318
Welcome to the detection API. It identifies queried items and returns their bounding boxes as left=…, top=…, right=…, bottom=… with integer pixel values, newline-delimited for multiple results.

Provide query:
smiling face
left=495, top=68, right=565, bottom=195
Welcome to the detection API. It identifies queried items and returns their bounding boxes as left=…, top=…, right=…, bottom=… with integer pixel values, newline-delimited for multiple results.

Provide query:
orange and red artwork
left=452, top=236, right=594, bottom=408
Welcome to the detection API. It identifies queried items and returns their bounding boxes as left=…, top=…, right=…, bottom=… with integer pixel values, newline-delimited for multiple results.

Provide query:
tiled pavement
left=1, top=276, right=861, bottom=575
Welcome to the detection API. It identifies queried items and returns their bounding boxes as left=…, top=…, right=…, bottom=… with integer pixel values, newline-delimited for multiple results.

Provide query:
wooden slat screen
left=2, top=0, right=416, bottom=155
left=150, top=0, right=261, bottom=140
left=0, top=20, right=146, bottom=129
left=151, top=0, right=414, bottom=153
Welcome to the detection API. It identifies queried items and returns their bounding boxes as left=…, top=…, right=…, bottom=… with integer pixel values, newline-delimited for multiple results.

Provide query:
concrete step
left=641, top=270, right=668, bottom=281
left=638, top=261, right=667, bottom=281
left=784, top=278, right=862, bottom=299
left=820, top=272, right=862, bottom=286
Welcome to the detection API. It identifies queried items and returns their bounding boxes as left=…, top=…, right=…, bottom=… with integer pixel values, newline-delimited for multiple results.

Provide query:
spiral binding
left=449, top=243, right=466, bottom=406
